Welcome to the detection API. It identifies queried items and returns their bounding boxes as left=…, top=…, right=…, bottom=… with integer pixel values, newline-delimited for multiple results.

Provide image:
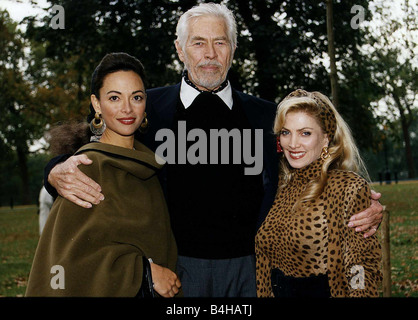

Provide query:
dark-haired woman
left=26, top=53, right=181, bottom=297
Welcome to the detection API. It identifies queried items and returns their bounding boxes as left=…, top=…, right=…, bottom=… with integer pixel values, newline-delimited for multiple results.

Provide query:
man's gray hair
left=176, top=2, right=237, bottom=51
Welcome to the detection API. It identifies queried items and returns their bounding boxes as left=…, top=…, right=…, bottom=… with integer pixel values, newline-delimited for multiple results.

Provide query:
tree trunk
left=235, top=0, right=279, bottom=102
left=381, top=207, right=391, bottom=297
left=393, top=92, right=416, bottom=178
left=17, top=147, right=31, bottom=204
left=326, top=0, right=339, bottom=108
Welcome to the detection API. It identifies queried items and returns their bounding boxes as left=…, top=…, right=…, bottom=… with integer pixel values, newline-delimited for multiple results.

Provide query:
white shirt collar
left=180, top=77, right=233, bottom=110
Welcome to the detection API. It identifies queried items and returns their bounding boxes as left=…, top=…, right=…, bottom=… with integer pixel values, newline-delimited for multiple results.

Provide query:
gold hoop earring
left=320, top=146, right=330, bottom=161
left=139, top=112, right=149, bottom=133
left=91, top=112, right=103, bottom=129
left=90, top=112, right=106, bottom=141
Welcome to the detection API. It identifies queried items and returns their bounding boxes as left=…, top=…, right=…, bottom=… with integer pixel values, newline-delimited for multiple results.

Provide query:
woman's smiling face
left=279, top=111, right=329, bottom=169
left=91, top=70, right=146, bottom=147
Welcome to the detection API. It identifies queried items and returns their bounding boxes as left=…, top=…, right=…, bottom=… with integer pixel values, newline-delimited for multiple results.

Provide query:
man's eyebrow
left=191, top=36, right=206, bottom=41
left=190, top=36, right=228, bottom=41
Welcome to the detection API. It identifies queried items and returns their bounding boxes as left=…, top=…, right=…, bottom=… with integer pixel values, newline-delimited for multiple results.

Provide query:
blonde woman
left=256, top=89, right=382, bottom=297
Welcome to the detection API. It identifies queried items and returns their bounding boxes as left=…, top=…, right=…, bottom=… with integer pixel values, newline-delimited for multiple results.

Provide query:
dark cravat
left=182, top=70, right=229, bottom=94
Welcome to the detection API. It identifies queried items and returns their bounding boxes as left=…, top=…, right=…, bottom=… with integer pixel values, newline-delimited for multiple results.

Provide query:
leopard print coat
left=256, top=158, right=382, bottom=297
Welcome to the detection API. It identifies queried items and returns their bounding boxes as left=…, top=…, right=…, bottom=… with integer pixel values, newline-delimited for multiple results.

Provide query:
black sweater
left=165, top=92, right=264, bottom=259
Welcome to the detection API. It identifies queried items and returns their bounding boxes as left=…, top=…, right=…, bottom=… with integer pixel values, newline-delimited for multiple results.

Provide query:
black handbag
left=136, top=256, right=155, bottom=298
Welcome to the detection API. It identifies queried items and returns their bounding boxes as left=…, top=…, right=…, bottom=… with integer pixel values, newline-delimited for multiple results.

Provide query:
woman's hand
left=149, top=262, right=181, bottom=297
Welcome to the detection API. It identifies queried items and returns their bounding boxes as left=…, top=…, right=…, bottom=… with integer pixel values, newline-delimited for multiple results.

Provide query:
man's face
left=176, top=15, right=235, bottom=91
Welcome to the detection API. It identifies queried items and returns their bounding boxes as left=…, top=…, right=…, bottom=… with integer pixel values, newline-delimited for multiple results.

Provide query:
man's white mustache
left=197, top=61, right=222, bottom=68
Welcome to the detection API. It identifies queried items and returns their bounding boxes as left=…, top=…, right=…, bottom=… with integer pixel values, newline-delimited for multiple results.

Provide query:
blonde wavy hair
left=274, top=90, right=369, bottom=210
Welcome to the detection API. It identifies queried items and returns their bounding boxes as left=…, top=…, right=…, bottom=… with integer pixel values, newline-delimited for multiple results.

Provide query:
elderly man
left=44, top=3, right=382, bottom=297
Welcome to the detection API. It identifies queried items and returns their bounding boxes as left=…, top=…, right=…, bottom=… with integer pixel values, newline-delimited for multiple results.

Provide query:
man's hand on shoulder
left=49, top=154, right=104, bottom=208
left=348, top=190, right=383, bottom=238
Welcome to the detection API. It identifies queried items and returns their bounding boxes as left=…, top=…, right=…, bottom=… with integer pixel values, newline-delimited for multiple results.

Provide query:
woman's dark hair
left=87, top=52, right=146, bottom=122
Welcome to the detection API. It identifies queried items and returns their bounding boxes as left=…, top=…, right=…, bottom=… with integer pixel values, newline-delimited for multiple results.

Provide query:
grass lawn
left=0, top=181, right=416, bottom=297
left=0, top=206, right=39, bottom=297
left=372, top=181, right=418, bottom=297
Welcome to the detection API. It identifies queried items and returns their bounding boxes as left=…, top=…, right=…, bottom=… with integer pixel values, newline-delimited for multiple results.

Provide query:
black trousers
left=271, top=268, right=331, bottom=298
left=177, top=254, right=257, bottom=297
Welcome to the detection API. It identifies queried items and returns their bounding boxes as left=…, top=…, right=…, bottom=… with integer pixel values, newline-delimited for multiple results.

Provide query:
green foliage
left=363, top=111, right=418, bottom=182
left=230, top=0, right=368, bottom=100
left=0, top=10, right=52, bottom=204
left=364, top=0, right=417, bottom=178
left=224, top=0, right=380, bottom=149
left=0, top=151, right=49, bottom=207
left=24, top=0, right=185, bottom=119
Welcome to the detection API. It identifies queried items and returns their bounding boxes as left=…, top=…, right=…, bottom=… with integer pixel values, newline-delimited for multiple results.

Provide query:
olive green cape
left=26, top=141, right=177, bottom=297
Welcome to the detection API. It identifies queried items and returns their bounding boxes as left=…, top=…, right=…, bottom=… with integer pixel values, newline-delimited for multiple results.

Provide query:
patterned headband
left=284, top=89, right=337, bottom=141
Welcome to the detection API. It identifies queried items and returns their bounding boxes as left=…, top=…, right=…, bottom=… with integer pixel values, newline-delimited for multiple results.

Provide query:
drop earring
left=90, top=112, right=106, bottom=142
left=139, top=112, right=149, bottom=133
left=320, top=146, right=330, bottom=160
left=276, top=136, right=283, bottom=153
